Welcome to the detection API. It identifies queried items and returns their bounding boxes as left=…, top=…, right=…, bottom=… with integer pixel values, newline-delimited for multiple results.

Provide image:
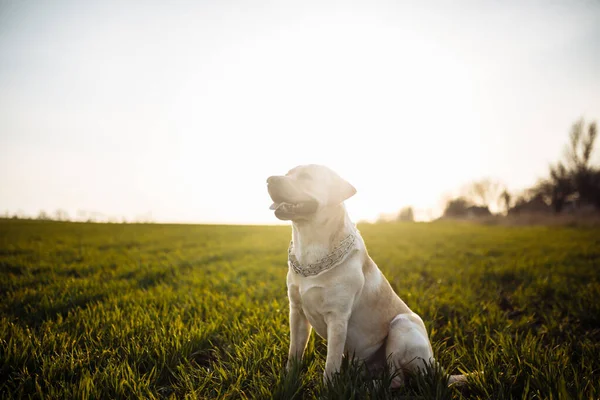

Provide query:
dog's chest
left=289, top=261, right=363, bottom=340
left=299, top=287, right=329, bottom=338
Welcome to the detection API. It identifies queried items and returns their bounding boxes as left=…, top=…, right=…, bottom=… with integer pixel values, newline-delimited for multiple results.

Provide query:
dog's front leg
left=287, top=285, right=311, bottom=371
left=323, top=313, right=349, bottom=382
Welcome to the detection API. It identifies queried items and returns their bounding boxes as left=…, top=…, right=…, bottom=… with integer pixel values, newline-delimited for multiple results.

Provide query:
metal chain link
left=288, top=233, right=356, bottom=277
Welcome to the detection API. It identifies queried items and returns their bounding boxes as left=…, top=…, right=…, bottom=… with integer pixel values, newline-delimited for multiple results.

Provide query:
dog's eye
left=297, top=172, right=312, bottom=180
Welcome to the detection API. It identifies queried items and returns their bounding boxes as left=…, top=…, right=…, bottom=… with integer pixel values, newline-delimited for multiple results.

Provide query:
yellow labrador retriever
left=267, top=164, right=466, bottom=387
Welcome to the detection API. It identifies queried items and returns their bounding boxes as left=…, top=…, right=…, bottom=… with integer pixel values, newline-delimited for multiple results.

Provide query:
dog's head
left=267, top=164, right=356, bottom=221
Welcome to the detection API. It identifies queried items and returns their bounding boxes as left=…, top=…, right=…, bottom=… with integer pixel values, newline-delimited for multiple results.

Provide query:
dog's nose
left=267, top=176, right=280, bottom=185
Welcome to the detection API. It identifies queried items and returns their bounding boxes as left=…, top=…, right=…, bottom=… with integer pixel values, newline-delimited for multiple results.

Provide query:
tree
left=530, top=118, right=599, bottom=212
left=500, top=190, right=512, bottom=215
left=397, top=207, right=414, bottom=222
left=564, top=119, right=597, bottom=171
left=549, top=162, right=575, bottom=212
left=37, top=210, right=51, bottom=220
left=510, top=191, right=551, bottom=215
left=54, top=209, right=70, bottom=221
left=443, top=197, right=471, bottom=218
left=463, top=178, right=506, bottom=213
left=567, top=120, right=599, bottom=209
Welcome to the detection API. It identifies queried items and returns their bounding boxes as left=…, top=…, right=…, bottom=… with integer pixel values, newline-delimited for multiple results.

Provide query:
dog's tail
left=447, top=371, right=481, bottom=387
left=448, top=374, right=467, bottom=386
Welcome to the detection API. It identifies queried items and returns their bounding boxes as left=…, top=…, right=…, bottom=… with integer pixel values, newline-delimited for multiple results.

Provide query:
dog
left=267, top=164, right=466, bottom=388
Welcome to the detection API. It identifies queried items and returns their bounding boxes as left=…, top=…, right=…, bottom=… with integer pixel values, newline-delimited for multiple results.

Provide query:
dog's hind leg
left=385, top=313, right=434, bottom=389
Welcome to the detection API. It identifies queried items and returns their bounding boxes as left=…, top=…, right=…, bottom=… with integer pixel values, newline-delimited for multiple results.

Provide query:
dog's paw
left=322, top=368, right=339, bottom=384
left=286, top=358, right=302, bottom=374
left=390, top=375, right=405, bottom=389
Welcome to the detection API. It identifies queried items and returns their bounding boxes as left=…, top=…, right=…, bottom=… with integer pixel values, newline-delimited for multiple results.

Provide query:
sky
left=1, top=0, right=599, bottom=224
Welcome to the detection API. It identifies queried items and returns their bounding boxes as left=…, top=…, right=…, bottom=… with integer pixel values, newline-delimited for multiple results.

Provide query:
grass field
left=1, top=219, right=599, bottom=399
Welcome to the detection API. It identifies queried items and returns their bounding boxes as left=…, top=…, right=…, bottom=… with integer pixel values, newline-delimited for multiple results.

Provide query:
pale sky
left=1, top=0, right=599, bottom=224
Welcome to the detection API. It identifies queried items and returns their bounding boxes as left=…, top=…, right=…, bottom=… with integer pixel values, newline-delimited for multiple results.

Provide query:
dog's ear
left=328, top=175, right=357, bottom=205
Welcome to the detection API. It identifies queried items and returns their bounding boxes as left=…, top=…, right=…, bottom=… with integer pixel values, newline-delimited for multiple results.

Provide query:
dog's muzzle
left=267, top=176, right=318, bottom=220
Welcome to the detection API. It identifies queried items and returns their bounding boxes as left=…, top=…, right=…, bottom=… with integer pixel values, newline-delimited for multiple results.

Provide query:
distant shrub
left=397, top=207, right=414, bottom=222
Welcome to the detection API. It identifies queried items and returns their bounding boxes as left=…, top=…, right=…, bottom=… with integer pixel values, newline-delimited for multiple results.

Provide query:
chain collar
left=288, top=233, right=357, bottom=277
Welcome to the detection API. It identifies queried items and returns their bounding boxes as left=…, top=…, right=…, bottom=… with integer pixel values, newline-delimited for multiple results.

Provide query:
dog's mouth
left=267, top=176, right=318, bottom=220
left=269, top=200, right=318, bottom=220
